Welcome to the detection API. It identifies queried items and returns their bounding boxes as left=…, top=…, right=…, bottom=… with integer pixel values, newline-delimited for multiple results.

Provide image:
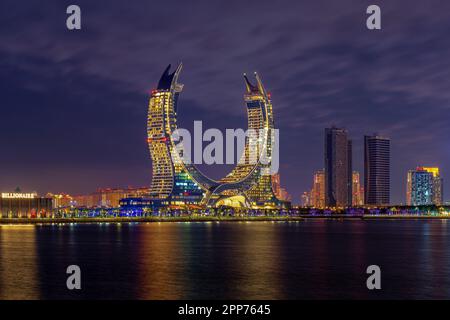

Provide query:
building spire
left=243, top=73, right=259, bottom=93
left=157, top=62, right=183, bottom=90
left=255, top=72, right=268, bottom=98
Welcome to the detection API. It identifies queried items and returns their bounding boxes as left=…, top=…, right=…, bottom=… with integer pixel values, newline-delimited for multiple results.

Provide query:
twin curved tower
left=147, top=63, right=287, bottom=209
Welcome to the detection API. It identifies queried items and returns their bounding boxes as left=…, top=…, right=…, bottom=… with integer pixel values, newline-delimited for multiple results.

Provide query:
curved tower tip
left=255, top=72, right=268, bottom=97
left=172, top=62, right=183, bottom=86
left=175, top=62, right=183, bottom=74
left=243, top=73, right=259, bottom=94
left=157, top=63, right=183, bottom=90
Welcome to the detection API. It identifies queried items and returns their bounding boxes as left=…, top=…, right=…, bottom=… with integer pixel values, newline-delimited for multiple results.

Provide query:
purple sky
left=0, top=0, right=449, bottom=204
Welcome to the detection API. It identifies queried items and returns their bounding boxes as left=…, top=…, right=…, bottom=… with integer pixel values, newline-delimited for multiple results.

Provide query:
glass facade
left=407, top=169, right=434, bottom=205
left=324, top=127, right=352, bottom=207
left=364, top=135, right=390, bottom=206
left=407, top=167, right=443, bottom=206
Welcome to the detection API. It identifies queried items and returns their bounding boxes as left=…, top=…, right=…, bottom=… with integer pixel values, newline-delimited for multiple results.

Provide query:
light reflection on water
left=0, top=220, right=450, bottom=299
left=0, top=225, right=40, bottom=299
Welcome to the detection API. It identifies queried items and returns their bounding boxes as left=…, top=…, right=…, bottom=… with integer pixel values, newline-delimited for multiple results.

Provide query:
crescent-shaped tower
left=146, top=64, right=288, bottom=209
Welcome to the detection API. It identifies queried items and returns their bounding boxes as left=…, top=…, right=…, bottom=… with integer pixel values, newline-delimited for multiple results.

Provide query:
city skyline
left=1, top=1, right=450, bottom=205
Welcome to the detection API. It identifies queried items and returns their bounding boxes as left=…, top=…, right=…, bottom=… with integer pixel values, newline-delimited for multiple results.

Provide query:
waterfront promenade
left=1, top=213, right=450, bottom=224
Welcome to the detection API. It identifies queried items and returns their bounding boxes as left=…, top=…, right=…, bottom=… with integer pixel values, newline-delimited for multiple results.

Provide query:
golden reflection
left=230, top=221, right=283, bottom=299
left=0, top=225, right=40, bottom=299
left=136, top=223, right=187, bottom=299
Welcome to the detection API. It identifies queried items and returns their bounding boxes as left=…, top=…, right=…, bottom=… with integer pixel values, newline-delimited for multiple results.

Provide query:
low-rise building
left=0, top=192, right=53, bottom=218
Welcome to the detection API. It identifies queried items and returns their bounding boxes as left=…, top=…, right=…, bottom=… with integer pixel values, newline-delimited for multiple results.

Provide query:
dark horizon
left=1, top=0, right=449, bottom=205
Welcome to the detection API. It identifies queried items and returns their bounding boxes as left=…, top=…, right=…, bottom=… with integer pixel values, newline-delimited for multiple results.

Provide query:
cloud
left=0, top=0, right=449, bottom=203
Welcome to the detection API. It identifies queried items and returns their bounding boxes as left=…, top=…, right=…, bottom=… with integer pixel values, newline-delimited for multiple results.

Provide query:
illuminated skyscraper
left=407, top=168, right=433, bottom=206
left=407, top=167, right=443, bottom=206
left=311, top=169, right=325, bottom=208
left=324, top=128, right=352, bottom=207
left=146, top=64, right=286, bottom=208
left=212, top=73, right=282, bottom=208
left=352, top=171, right=364, bottom=206
left=147, top=64, right=206, bottom=205
left=364, top=135, right=390, bottom=206
left=421, top=167, right=444, bottom=205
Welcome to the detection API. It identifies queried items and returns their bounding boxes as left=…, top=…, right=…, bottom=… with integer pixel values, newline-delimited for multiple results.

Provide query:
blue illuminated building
left=119, top=198, right=165, bottom=216
left=407, top=169, right=434, bottom=206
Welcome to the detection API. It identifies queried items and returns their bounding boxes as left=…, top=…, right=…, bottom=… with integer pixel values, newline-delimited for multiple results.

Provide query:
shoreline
left=1, top=214, right=450, bottom=224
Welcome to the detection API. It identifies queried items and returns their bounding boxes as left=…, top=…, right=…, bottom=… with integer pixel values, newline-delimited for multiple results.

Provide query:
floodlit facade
left=146, top=64, right=287, bottom=208
left=421, top=167, right=444, bottom=205
left=311, top=169, right=325, bottom=208
left=407, top=167, right=443, bottom=206
left=352, top=171, right=364, bottom=206
left=0, top=192, right=52, bottom=218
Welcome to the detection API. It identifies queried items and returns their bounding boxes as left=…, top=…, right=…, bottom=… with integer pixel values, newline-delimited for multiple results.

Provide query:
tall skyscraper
left=352, top=171, right=364, bottom=206
left=324, top=128, right=352, bottom=207
left=310, top=169, right=325, bottom=208
left=146, top=64, right=287, bottom=208
left=407, top=167, right=443, bottom=206
left=364, top=135, right=390, bottom=206
left=347, top=140, right=353, bottom=206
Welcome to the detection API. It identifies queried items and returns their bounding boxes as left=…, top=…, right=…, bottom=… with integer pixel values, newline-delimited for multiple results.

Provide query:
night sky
left=1, top=0, right=449, bottom=204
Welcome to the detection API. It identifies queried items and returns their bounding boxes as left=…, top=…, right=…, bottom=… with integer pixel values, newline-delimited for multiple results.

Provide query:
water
left=1, top=220, right=450, bottom=299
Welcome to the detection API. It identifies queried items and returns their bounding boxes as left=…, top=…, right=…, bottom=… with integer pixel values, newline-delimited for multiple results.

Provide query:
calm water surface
left=1, top=220, right=450, bottom=299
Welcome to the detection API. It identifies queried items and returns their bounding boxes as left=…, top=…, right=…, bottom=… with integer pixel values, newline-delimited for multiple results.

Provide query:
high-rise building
left=407, top=167, right=443, bottom=206
left=420, top=167, right=444, bottom=205
left=435, top=176, right=444, bottom=205
left=146, top=64, right=287, bottom=208
left=347, top=140, right=353, bottom=206
left=364, top=135, right=390, bottom=206
left=407, top=168, right=434, bottom=205
left=301, top=192, right=310, bottom=207
left=352, top=171, right=364, bottom=206
left=310, top=169, right=325, bottom=208
left=324, top=128, right=352, bottom=207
